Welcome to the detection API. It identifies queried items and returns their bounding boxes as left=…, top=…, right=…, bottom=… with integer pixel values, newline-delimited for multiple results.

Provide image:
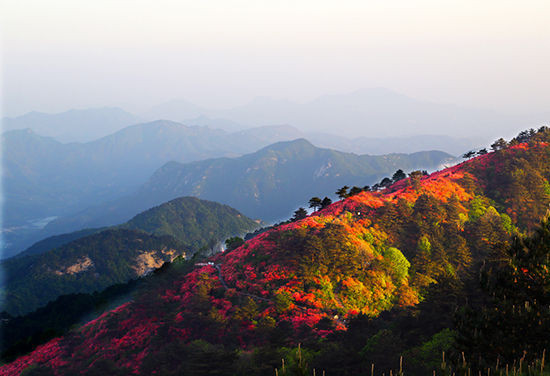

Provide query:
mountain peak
left=261, top=138, right=314, bottom=151
left=126, top=119, right=187, bottom=129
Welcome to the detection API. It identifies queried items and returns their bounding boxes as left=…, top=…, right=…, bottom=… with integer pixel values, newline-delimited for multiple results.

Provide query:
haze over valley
left=1, top=87, right=546, bottom=257
left=4, top=88, right=507, bottom=258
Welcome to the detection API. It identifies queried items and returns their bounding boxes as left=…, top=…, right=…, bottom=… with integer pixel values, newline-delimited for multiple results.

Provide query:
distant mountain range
left=304, top=132, right=475, bottom=156
left=2, top=121, right=289, bottom=227
left=7, top=88, right=544, bottom=146
left=3, top=105, right=479, bottom=156
left=42, top=139, right=454, bottom=236
left=1, top=196, right=259, bottom=315
left=143, top=88, right=547, bottom=139
left=6, top=89, right=519, bottom=257
left=2, top=107, right=140, bottom=143
left=2, top=121, right=458, bottom=257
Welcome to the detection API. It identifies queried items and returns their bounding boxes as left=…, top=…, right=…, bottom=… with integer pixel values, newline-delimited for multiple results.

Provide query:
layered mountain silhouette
left=2, top=107, right=140, bottom=143
left=2, top=122, right=310, bottom=256
left=145, top=88, right=541, bottom=139
left=1, top=122, right=347, bottom=229
left=42, top=139, right=453, bottom=235
left=7, top=89, right=543, bottom=144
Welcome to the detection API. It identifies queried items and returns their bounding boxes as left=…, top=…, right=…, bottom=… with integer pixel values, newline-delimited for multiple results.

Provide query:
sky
left=1, top=0, right=550, bottom=117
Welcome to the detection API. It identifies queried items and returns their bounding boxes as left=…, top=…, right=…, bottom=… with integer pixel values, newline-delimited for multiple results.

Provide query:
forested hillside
left=2, top=128, right=549, bottom=375
left=121, top=197, right=258, bottom=249
left=0, top=230, right=185, bottom=317
left=0, top=197, right=259, bottom=316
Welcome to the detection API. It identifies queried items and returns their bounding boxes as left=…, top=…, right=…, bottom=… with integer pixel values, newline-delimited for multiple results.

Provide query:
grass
left=273, top=348, right=549, bottom=376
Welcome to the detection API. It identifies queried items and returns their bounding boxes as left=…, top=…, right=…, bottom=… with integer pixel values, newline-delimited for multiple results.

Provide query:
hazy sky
left=2, top=0, right=549, bottom=117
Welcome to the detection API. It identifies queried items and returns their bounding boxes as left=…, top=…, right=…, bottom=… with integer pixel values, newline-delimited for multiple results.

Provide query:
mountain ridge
left=2, top=107, right=140, bottom=143
left=40, top=139, right=453, bottom=236
left=145, top=88, right=544, bottom=139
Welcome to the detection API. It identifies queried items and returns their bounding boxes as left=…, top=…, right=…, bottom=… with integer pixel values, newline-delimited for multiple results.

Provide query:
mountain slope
left=15, top=228, right=106, bottom=258
left=1, top=197, right=259, bottom=315
left=4, top=129, right=548, bottom=375
left=0, top=229, right=185, bottom=317
left=42, top=139, right=454, bottom=235
left=121, top=197, right=259, bottom=249
left=136, top=139, right=454, bottom=221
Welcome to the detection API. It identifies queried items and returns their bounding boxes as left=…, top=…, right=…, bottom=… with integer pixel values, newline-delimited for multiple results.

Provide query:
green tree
left=234, top=297, right=260, bottom=323
left=320, top=196, right=332, bottom=209
left=514, top=129, right=535, bottom=143
left=379, top=177, right=392, bottom=188
left=381, top=247, right=411, bottom=283
left=181, top=340, right=237, bottom=376
left=477, top=148, right=488, bottom=155
left=20, top=365, right=56, bottom=376
left=490, top=138, right=507, bottom=151
left=300, top=223, right=360, bottom=278
left=292, top=207, right=308, bottom=221
left=457, top=217, right=550, bottom=364
left=83, top=359, right=131, bottom=376
left=349, top=186, right=363, bottom=196
left=308, top=197, right=322, bottom=212
left=274, top=291, right=293, bottom=313
left=392, top=169, right=407, bottom=182
left=225, top=237, right=244, bottom=251
left=336, top=186, right=349, bottom=199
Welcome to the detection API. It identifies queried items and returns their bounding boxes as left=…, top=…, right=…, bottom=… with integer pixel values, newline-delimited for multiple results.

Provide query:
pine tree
left=349, top=186, right=363, bottom=196
left=380, top=177, right=392, bottom=188
left=308, top=197, right=322, bottom=212
left=392, top=169, right=407, bottom=182
left=292, top=207, right=308, bottom=221
left=336, top=186, right=349, bottom=199
left=490, top=138, right=508, bottom=151
left=320, top=197, right=332, bottom=209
